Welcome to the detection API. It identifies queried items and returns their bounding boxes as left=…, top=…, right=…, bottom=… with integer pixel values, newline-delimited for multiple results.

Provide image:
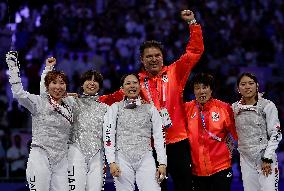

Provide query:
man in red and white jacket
left=135, top=9, right=204, bottom=191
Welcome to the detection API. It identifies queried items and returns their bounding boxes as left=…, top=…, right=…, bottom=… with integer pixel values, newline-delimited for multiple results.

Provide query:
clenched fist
left=46, top=57, right=56, bottom=67
left=6, top=51, right=18, bottom=68
left=181, top=10, right=195, bottom=23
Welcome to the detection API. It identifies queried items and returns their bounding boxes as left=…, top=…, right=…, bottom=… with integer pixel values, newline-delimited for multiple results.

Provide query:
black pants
left=192, top=168, right=233, bottom=191
left=167, top=138, right=192, bottom=191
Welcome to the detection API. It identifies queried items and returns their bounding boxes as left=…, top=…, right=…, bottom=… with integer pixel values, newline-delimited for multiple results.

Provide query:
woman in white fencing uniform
left=6, top=52, right=73, bottom=191
left=232, top=72, right=282, bottom=191
left=67, top=70, right=108, bottom=191
left=103, top=73, right=167, bottom=191
left=41, top=59, right=108, bottom=191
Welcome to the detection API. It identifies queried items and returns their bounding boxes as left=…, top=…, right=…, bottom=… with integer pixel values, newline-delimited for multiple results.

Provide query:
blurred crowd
left=0, top=0, right=284, bottom=180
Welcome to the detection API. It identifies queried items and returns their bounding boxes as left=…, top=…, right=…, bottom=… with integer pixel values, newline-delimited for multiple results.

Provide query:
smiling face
left=82, top=75, right=100, bottom=95
left=193, top=83, right=212, bottom=105
left=141, top=47, right=163, bottom=76
left=238, top=75, right=258, bottom=101
left=47, top=76, right=67, bottom=101
left=122, top=74, right=141, bottom=99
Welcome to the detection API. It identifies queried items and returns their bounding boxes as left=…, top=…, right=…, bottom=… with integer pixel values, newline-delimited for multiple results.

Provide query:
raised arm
left=6, top=52, right=41, bottom=114
left=170, top=10, right=204, bottom=89
left=40, top=57, right=56, bottom=95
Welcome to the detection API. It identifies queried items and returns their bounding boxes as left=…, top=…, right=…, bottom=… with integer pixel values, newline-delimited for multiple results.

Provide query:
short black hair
left=80, top=70, right=103, bottom=89
left=190, top=73, right=215, bottom=91
left=139, top=40, right=164, bottom=56
left=120, top=73, right=140, bottom=87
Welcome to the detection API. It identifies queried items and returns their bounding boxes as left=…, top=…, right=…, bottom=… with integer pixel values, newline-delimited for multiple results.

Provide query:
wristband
left=187, top=19, right=197, bottom=25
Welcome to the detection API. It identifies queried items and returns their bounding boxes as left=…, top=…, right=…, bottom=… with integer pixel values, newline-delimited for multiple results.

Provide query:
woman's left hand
left=261, top=161, right=272, bottom=177
left=156, top=164, right=167, bottom=184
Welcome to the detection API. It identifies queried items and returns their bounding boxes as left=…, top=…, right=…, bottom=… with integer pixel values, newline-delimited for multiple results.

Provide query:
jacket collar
left=195, top=98, right=214, bottom=111
left=139, top=66, right=168, bottom=79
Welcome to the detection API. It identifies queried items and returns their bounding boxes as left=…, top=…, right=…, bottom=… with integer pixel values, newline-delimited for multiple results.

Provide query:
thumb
left=156, top=169, right=160, bottom=178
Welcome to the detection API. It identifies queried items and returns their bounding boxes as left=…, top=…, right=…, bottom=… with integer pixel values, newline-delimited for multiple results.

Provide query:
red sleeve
left=225, top=104, right=238, bottom=141
left=99, top=89, right=124, bottom=106
left=169, top=24, right=204, bottom=89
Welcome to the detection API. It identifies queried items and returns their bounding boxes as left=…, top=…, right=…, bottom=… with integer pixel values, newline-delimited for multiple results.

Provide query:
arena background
left=0, top=0, right=283, bottom=190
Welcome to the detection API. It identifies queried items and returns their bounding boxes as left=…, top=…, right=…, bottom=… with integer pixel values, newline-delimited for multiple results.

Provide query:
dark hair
left=44, top=70, right=68, bottom=89
left=139, top=40, right=164, bottom=56
left=237, top=72, right=258, bottom=86
left=80, top=70, right=103, bottom=89
left=120, top=73, right=140, bottom=87
left=190, top=73, right=215, bottom=91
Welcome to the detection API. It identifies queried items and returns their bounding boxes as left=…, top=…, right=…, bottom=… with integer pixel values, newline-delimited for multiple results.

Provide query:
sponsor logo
left=227, top=172, right=232, bottom=178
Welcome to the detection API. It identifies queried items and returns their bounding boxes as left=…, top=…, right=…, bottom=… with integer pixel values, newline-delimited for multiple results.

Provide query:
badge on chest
left=160, top=108, right=172, bottom=128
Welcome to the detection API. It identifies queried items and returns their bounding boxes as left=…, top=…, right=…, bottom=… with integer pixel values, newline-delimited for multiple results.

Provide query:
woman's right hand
left=110, top=162, right=121, bottom=177
left=6, top=52, right=18, bottom=68
left=46, top=57, right=56, bottom=67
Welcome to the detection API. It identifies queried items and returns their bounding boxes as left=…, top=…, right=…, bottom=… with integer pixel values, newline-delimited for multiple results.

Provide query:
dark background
left=0, top=0, right=283, bottom=190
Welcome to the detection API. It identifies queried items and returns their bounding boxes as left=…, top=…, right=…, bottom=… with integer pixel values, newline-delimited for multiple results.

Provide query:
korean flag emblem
left=162, top=75, right=168, bottom=82
left=212, top=112, right=220, bottom=121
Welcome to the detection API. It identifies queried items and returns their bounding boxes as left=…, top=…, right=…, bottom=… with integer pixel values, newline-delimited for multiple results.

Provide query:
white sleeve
left=8, top=66, right=41, bottom=114
left=263, top=101, right=282, bottom=160
left=151, top=105, right=167, bottom=166
left=103, top=103, right=119, bottom=164
left=63, top=96, right=77, bottom=108
left=40, top=65, right=54, bottom=96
